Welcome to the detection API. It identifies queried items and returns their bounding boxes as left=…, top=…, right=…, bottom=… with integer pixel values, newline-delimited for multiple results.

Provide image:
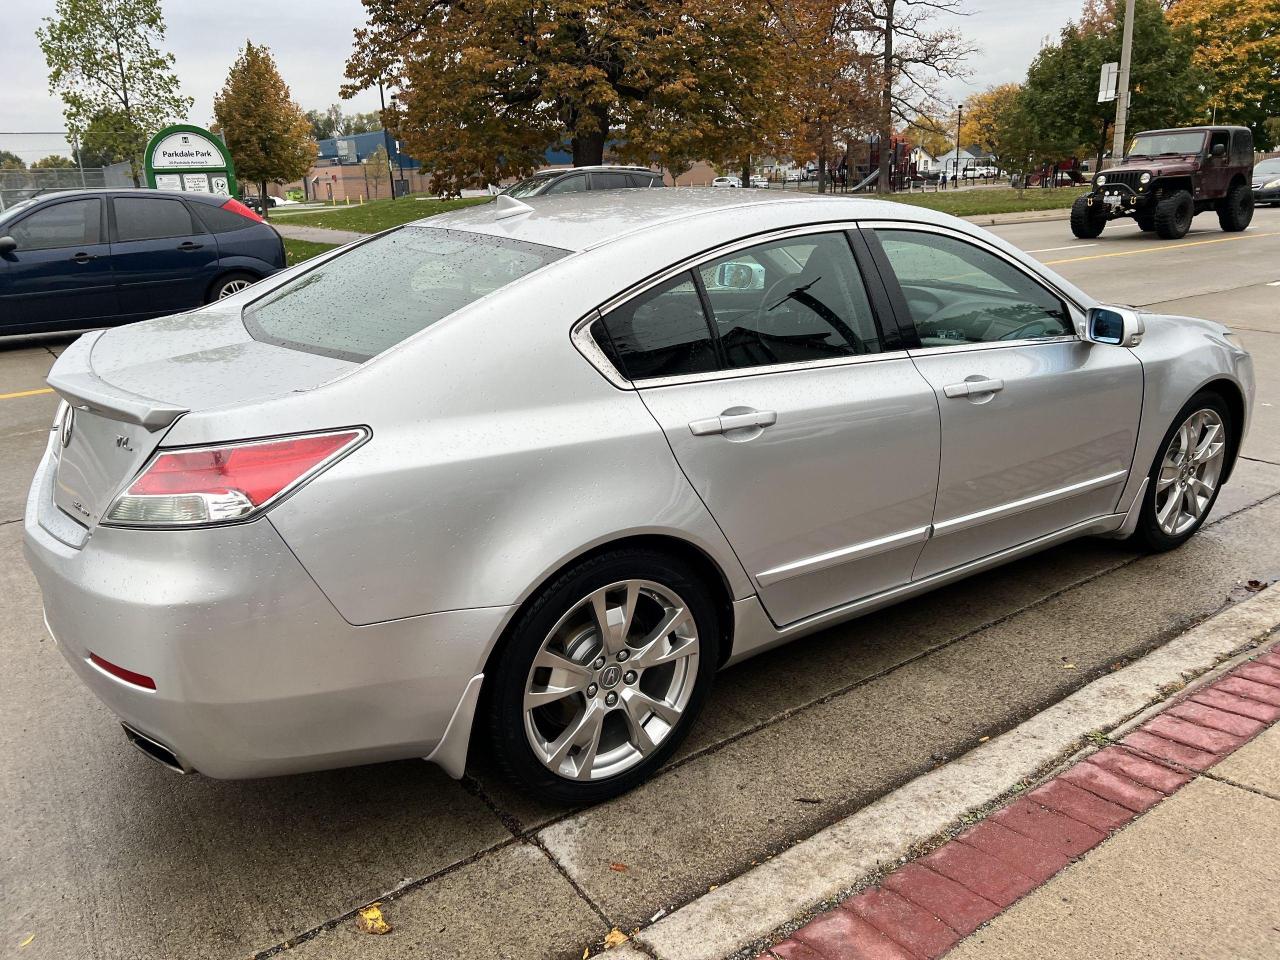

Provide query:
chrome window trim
left=903, top=335, right=1079, bottom=357
left=861, top=219, right=1089, bottom=345
left=570, top=220, right=900, bottom=388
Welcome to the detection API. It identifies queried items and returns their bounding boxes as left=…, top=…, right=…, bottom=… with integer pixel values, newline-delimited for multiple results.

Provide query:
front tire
left=1134, top=208, right=1156, bottom=232
left=1154, top=190, right=1194, bottom=239
left=1131, top=391, right=1233, bottom=552
left=1070, top=196, right=1106, bottom=239
left=1216, top=182, right=1253, bottom=232
left=486, top=549, right=721, bottom=804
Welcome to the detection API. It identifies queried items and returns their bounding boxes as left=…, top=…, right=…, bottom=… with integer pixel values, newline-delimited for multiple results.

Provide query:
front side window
left=698, top=232, right=882, bottom=367
left=113, top=197, right=196, bottom=241
left=545, top=175, right=587, bottom=195
left=875, top=229, right=1071, bottom=347
left=244, top=227, right=568, bottom=362
left=595, top=272, right=719, bottom=380
left=8, top=199, right=101, bottom=251
left=505, top=175, right=556, bottom=198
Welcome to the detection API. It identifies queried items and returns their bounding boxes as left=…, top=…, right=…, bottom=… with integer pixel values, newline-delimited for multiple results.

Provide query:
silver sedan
left=24, top=190, right=1253, bottom=803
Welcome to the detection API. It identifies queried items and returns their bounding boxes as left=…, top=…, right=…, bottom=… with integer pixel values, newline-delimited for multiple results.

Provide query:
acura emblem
left=59, top=407, right=74, bottom=448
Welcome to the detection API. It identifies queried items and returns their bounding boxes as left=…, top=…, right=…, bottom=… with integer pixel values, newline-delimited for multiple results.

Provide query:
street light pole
left=1111, top=0, right=1137, bottom=159
left=955, top=104, right=964, bottom=180
left=378, top=79, right=397, bottom=199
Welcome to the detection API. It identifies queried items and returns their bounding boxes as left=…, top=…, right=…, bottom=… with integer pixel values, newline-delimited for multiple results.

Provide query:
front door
left=0, top=197, right=116, bottom=329
left=109, top=195, right=220, bottom=318
left=867, top=225, right=1143, bottom=578
left=595, top=229, right=940, bottom=626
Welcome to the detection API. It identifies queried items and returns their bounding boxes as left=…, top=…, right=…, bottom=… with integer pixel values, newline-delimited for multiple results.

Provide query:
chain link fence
left=0, top=162, right=136, bottom=212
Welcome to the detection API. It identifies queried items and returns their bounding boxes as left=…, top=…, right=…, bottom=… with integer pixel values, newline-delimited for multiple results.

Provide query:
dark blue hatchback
left=0, top=189, right=285, bottom=335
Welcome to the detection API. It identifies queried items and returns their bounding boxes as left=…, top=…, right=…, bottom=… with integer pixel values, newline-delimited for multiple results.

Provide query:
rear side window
left=591, top=172, right=634, bottom=190
left=244, top=227, right=568, bottom=362
left=191, top=202, right=256, bottom=234
left=594, top=272, right=720, bottom=380
left=9, top=198, right=101, bottom=250
left=114, top=197, right=196, bottom=241
left=629, top=173, right=661, bottom=188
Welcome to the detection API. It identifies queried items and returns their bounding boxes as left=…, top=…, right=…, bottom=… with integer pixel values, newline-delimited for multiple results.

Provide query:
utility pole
left=1111, top=0, right=1137, bottom=159
left=378, top=79, right=397, bottom=199
left=955, top=103, right=964, bottom=179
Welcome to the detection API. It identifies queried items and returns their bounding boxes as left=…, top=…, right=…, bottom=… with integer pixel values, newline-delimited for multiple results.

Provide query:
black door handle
left=178, top=241, right=204, bottom=251
left=70, top=252, right=98, bottom=263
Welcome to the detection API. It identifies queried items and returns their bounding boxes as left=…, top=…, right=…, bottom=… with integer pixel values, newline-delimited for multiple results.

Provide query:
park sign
left=144, top=124, right=238, bottom=197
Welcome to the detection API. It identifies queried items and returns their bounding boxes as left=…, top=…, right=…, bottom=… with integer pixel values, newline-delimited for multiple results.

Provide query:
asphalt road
left=2, top=206, right=1278, bottom=960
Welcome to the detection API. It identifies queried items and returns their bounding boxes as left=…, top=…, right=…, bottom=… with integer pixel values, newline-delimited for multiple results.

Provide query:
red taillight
left=89, top=653, right=157, bottom=690
left=221, top=198, right=264, bottom=223
left=105, top=430, right=365, bottom=526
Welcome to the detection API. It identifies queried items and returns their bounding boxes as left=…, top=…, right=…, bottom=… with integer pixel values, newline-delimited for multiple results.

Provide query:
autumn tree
left=213, top=43, right=315, bottom=220
left=37, top=0, right=192, bottom=186
left=345, top=0, right=783, bottom=193
left=1167, top=0, right=1280, bottom=143
left=903, top=115, right=952, bottom=157
left=959, top=83, right=1021, bottom=159
left=857, top=0, right=975, bottom=192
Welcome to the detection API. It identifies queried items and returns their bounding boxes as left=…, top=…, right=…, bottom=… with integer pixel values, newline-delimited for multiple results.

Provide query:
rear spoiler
left=47, top=331, right=188, bottom=431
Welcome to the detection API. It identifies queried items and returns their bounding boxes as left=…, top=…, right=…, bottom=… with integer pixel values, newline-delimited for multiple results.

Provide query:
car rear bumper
left=22, top=438, right=511, bottom=779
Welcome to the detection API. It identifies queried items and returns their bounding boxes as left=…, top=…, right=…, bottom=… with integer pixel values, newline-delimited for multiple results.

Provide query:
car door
left=109, top=194, right=220, bottom=318
left=0, top=197, right=117, bottom=329
left=865, top=224, right=1143, bottom=579
left=593, top=228, right=940, bottom=627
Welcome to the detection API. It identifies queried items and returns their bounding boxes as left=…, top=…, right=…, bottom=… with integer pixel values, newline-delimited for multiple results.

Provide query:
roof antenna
left=492, top=194, right=534, bottom=220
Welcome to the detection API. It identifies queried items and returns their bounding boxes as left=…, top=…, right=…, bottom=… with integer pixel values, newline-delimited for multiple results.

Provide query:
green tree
left=1265, top=117, right=1280, bottom=151
left=1019, top=0, right=1202, bottom=169
left=0, top=151, right=24, bottom=169
left=213, top=42, right=316, bottom=220
left=305, top=104, right=383, bottom=141
left=31, top=155, right=77, bottom=169
left=345, top=0, right=784, bottom=193
left=37, top=0, right=192, bottom=186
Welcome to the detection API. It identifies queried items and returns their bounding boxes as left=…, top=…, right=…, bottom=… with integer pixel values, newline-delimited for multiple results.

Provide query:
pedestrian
left=940, top=170, right=948, bottom=191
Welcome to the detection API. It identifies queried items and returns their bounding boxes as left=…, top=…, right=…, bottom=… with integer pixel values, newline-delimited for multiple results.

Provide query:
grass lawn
left=272, top=196, right=491, bottom=233
left=283, top=238, right=340, bottom=266
left=883, top=186, right=1088, bottom=217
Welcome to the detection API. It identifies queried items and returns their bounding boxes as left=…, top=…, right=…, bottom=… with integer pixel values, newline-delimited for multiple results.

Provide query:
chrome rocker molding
left=757, top=525, right=932, bottom=587
left=931, top=469, right=1129, bottom=536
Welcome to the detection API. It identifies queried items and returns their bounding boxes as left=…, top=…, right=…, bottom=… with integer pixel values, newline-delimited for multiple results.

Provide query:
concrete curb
left=634, top=587, right=1280, bottom=960
left=961, top=210, right=1073, bottom=227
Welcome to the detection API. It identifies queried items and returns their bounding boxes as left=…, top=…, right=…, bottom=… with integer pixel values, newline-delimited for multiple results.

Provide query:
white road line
left=1026, top=243, right=1098, bottom=253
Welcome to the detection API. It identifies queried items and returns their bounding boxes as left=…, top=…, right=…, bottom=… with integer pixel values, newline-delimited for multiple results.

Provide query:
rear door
left=109, top=194, right=220, bottom=318
left=0, top=197, right=117, bottom=329
left=597, top=228, right=940, bottom=627
left=866, top=224, right=1143, bottom=578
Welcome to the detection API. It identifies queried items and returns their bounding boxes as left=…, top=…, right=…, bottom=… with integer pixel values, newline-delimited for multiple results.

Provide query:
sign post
left=144, top=124, right=238, bottom=197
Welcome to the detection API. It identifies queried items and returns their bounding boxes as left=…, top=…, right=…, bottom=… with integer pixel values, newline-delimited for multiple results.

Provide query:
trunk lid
left=47, top=307, right=357, bottom=531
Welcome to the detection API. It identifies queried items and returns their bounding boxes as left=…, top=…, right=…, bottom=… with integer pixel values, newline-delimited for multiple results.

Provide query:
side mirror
left=1085, top=305, right=1144, bottom=347
left=0, top=236, right=16, bottom=255
left=713, top=261, right=763, bottom=290
left=1211, top=142, right=1227, bottom=158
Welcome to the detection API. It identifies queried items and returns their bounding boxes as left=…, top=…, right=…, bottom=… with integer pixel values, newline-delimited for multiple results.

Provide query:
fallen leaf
left=19, top=934, right=35, bottom=949
left=583, top=949, right=590, bottom=959
left=609, top=862, right=628, bottom=872
left=708, top=884, right=718, bottom=892
left=355, top=903, right=391, bottom=935
left=978, top=736, right=989, bottom=743
left=603, top=928, right=629, bottom=949
left=1062, top=662, right=1076, bottom=670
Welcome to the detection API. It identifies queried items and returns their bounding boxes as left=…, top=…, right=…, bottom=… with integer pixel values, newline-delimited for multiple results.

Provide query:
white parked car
left=712, top=176, right=741, bottom=188
left=784, top=170, right=803, bottom=183
left=749, top=176, right=770, bottom=189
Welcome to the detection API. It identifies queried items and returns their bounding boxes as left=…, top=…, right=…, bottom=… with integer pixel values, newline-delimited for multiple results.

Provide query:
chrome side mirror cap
left=1084, top=305, right=1144, bottom=347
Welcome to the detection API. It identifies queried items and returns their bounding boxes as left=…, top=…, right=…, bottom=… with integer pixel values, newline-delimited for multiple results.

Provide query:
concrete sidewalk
left=950, top=725, right=1280, bottom=960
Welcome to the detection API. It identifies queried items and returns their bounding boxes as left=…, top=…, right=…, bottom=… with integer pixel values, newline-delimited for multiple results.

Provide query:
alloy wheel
left=1154, top=408, right=1226, bottom=536
left=218, top=279, right=253, bottom=298
left=522, top=579, right=699, bottom=781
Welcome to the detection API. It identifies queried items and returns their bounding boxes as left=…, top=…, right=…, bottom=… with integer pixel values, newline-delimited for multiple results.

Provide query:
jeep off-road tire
left=1216, top=182, right=1253, bottom=232
left=1154, top=190, right=1194, bottom=239
left=1070, top=196, right=1106, bottom=239
left=1134, top=208, right=1156, bottom=232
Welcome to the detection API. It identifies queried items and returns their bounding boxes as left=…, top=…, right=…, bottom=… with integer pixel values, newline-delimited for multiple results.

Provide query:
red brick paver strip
left=751, top=644, right=1280, bottom=960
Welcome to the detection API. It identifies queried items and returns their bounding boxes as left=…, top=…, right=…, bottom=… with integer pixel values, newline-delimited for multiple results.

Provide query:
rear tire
left=1154, top=190, right=1194, bottom=239
left=486, top=548, right=721, bottom=804
left=1130, top=391, right=1234, bottom=552
left=1216, top=182, right=1253, bottom=232
left=207, top=271, right=257, bottom=302
left=1134, top=209, right=1156, bottom=232
left=1070, top=196, right=1106, bottom=239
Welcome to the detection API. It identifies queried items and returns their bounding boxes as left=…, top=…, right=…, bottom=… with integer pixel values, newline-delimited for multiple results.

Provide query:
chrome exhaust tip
left=121, top=724, right=192, bottom=774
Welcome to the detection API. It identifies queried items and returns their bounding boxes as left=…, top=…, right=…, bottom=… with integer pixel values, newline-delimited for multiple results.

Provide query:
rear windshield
left=243, top=226, right=568, bottom=362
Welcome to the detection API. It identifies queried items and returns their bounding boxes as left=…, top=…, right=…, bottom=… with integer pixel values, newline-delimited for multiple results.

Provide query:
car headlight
left=1095, top=174, right=1106, bottom=186
left=1139, top=172, right=1151, bottom=184
left=1265, top=178, right=1280, bottom=190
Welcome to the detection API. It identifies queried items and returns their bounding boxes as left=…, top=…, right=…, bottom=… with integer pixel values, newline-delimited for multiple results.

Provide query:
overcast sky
left=2, top=0, right=1074, bottom=161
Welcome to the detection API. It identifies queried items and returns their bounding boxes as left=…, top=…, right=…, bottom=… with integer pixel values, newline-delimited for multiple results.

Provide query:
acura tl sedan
left=25, top=190, right=1252, bottom=803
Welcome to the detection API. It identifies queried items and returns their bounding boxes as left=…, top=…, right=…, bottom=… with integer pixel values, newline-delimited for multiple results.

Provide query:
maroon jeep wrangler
left=1071, top=126, right=1254, bottom=240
